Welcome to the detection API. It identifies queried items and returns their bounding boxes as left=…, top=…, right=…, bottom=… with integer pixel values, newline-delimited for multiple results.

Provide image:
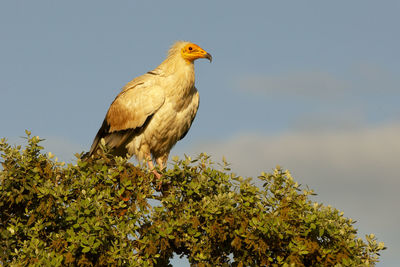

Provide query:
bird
left=85, top=41, right=212, bottom=180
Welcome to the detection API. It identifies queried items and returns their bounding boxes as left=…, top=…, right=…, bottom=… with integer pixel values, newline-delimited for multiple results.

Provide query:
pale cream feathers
left=86, top=41, right=211, bottom=171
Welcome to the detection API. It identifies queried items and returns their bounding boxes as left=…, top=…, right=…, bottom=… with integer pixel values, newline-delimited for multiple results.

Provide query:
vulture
left=86, top=41, right=212, bottom=177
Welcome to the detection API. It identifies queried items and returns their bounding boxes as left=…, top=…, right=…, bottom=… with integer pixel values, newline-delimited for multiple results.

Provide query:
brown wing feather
left=85, top=77, right=165, bottom=158
left=106, top=81, right=165, bottom=132
left=86, top=115, right=154, bottom=158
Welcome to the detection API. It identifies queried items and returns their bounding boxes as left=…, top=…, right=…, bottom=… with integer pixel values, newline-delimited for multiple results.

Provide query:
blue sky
left=1, top=1, right=399, bottom=265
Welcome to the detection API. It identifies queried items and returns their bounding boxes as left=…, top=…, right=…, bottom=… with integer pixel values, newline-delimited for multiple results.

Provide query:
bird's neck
left=159, top=54, right=194, bottom=74
left=156, top=55, right=196, bottom=95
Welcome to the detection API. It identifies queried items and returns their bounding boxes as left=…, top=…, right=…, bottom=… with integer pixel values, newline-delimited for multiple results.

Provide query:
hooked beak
left=205, top=53, right=212, bottom=63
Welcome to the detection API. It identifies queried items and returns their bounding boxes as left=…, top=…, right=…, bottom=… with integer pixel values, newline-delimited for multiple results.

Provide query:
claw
left=148, top=160, right=163, bottom=190
left=152, top=169, right=163, bottom=190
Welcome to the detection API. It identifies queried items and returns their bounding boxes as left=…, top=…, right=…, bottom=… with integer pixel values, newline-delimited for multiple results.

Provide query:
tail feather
left=83, top=114, right=154, bottom=161
left=81, top=119, right=109, bottom=161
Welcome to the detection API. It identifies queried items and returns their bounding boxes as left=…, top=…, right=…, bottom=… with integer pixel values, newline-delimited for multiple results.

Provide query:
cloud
left=239, top=71, right=349, bottom=99
left=180, top=123, right=400, bottom=182
left=237, top=63, right=400, bottom=101
left=351, top=63, right=400, bottom=94
left=42, top=136, right=85, bottom=163
left=6, top=136, right=84, bottom=163
left=174, top=122, right=400, bottom=262
left=4, top=135, right=85, bottom=164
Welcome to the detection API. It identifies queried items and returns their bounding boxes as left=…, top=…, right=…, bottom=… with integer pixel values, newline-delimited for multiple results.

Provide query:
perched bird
left=86, top=41, right=212, bottom=177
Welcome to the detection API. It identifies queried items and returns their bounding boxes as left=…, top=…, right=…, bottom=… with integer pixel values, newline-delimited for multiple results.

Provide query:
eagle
left=85, top=41, right=212, bottom=178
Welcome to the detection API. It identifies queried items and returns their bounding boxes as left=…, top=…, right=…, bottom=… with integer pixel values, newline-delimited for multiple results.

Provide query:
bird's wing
left=87, top=77, right=165, bottom=157
left=178, top=88, right=200, bottom=141
left=106, top=79, right=165, bottom=132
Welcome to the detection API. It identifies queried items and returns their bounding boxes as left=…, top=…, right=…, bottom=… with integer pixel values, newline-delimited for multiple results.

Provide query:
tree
left=0, top=131, right=385, bottom=266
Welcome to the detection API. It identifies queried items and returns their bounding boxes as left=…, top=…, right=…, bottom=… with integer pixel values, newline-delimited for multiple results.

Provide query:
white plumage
left=86, top=41, right=211, bottom=172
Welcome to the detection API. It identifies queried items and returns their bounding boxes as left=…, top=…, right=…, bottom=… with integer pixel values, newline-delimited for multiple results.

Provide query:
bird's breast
left=143, top=87, right=199, bottom=156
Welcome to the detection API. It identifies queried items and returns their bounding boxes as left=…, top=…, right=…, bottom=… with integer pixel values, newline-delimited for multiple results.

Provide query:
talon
left=157, top=178, right=163, bottom=190
left=152, top=169, right=163, bottom=190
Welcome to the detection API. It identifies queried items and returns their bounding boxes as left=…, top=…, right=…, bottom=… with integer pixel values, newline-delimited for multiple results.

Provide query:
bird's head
left=180, top=42, right=212, bottom=63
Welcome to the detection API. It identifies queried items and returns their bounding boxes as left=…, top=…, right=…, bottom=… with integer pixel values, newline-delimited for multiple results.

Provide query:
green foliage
left=0, top=132, right=385, bottom=266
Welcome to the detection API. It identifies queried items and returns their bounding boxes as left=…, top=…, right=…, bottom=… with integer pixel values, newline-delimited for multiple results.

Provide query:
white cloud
left=351, top=63, right=399, bottom=94
left=174, top=122, right=400, bottom=261
left=180, top=123, right=400, bottom=182
left=239, top=71, right=349, bottom=98
left=238, top=63, right=400, bottom=101
left=41, top=136, right=85, bottom=163
left=4, top=135, right=85, bottom=163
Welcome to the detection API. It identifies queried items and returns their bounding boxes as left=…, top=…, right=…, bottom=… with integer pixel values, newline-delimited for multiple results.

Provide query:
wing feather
left=106, top=80, right=165, bottom=132
left=86, top=76, right=165, bottom=157
left=178, top=89, right=200, bottom=141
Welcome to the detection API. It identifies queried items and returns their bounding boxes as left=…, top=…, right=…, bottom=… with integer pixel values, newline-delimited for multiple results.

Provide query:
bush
left=0, top=131, right=385, bottom=266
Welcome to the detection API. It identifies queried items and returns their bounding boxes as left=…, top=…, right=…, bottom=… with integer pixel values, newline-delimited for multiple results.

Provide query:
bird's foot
left=152, top=169, right=163, bottom=190
left=147, top=160, right=166, bottom=190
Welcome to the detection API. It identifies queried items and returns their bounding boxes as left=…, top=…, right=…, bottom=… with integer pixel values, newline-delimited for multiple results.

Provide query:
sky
left=1, top=1, right=399, bottom=265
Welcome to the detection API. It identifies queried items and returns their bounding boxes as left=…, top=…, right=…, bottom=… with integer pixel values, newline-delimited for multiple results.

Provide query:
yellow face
left=181, top=43, right=212, bottom=63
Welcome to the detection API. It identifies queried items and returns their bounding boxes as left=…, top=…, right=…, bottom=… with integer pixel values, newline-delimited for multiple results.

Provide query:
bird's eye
left=188, top=46, right=193, bottom=51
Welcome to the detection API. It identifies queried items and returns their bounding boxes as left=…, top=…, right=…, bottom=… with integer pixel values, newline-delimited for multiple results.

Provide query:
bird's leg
left=147, top=160, right=162, bottom=179
left=147, top=159, right=163, bottom=190
left=155, top=156, right=169, bottom=189
left=156, top=157, right=166, bottom=170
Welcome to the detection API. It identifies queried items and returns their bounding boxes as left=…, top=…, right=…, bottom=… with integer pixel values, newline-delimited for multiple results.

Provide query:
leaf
left=0, top=134, right=385, bottom=266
